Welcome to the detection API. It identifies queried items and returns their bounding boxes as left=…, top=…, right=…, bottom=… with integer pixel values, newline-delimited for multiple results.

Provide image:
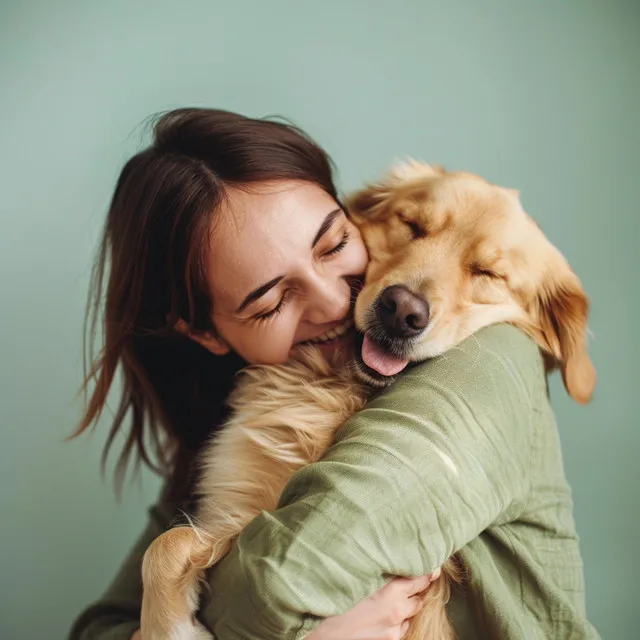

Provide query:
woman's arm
left=68, top=491, right=439, bottom=640
left=68, top=496, right=177, bottom=640
left=202, top=324, right=542, bottom=639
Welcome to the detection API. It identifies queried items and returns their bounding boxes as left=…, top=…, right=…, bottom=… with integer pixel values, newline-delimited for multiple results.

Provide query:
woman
left=70, top=108, right=597, bottom=639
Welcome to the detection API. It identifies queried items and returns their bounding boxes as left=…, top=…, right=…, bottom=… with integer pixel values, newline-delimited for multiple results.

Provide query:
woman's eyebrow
left=235, top=276, right=284, bottom=314
left=235, top=208, right=344, bottom=314
left=311, top=208, right=343, bottom=248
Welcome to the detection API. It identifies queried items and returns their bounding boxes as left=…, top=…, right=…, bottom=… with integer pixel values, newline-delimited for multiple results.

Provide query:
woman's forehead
left=222, top=180, right=335, bottom=225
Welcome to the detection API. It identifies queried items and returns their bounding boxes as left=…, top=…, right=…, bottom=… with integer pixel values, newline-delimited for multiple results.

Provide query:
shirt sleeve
left=67, top=494, right=178, bottom=640
left=201, top=324, right=542, bottom=640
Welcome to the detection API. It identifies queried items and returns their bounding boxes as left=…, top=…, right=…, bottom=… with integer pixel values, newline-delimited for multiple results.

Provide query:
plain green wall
left=1, top=1, right=638, bottom=637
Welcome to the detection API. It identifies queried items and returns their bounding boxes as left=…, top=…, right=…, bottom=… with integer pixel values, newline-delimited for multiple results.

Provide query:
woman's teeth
left=306, top=318, right=354, bottom=344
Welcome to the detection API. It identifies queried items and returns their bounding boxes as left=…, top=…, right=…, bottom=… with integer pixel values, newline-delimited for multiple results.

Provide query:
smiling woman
left=68, top=104, right=601, bottom=640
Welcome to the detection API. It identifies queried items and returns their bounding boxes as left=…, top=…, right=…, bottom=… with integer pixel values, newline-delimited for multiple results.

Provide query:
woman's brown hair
left=75, top=108, right=339, bottom=498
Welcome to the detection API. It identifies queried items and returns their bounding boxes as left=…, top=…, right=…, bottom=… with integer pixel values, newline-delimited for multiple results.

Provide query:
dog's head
left=347, top=160, right=596, bottom=404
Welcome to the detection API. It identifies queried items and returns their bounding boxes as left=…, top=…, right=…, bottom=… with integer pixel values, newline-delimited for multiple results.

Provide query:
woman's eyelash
left=324, top=230, right=350, bottom=257
left=254, top=290, right=292, bottom=323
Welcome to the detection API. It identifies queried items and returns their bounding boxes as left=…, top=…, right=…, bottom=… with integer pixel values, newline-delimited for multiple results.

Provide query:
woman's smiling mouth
left=304, top=317, right=354, bottom=344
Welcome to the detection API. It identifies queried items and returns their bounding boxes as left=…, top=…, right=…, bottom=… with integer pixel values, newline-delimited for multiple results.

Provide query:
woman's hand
left=306, top=570, right=441, bottom=640
left=133, top=573, right=438, bottom=640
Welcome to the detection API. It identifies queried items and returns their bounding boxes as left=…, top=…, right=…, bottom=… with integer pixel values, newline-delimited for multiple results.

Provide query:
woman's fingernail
left=431, top=567, right=442, bottom=580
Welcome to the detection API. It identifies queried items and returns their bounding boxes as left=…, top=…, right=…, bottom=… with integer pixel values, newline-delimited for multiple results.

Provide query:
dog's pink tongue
left=362, top=334, right=409, bottom=376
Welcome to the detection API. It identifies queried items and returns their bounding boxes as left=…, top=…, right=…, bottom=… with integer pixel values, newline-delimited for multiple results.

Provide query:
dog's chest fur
left=194, top=348, right=370, bottom=537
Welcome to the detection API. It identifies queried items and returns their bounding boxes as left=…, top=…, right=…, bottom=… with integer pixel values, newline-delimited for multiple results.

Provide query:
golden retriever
left=140, top=161, right=596, bottom=640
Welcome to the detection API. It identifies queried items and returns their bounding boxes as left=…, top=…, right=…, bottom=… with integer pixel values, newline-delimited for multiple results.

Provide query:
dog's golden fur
left=140, top=162, right=595, bottom=639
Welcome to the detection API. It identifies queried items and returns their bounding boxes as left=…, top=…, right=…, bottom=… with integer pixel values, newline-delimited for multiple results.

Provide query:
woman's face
left=196, top=180, right=369, bottom=365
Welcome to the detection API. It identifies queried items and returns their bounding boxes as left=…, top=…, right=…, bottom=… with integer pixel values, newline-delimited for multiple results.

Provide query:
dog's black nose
left=376, top=285, right=430, bottom=337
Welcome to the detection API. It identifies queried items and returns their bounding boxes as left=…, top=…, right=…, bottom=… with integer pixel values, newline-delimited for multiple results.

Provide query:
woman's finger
left=395, top=568, right=443, bottom=596
left=429, top=566, right=442, bottom=582
left=404, top=593, right=427, bottom=619
left=387, top=574, right=431, bottom=598
left=380, top=587, right=429, bottom=626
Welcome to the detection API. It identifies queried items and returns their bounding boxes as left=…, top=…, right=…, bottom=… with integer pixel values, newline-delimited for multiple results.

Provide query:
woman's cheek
left=249, top=319, right=300, bottom=364
left=245, top=335, right=290, bottom=364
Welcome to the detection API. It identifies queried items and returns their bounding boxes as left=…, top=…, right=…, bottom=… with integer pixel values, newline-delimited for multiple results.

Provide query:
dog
left=140, top=161, right=596, bottom=639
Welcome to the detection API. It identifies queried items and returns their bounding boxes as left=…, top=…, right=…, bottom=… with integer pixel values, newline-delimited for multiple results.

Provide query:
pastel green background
left=1, top=1, right=637, bottom=638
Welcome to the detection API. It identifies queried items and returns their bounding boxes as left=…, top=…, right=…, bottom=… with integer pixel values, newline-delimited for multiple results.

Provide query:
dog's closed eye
left=400, top=217, right=428, bottom=240
left=470, top=264, right=502, bottom=279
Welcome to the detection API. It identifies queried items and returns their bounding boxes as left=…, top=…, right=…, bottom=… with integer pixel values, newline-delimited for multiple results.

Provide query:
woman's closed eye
left=253, top=290, right=292, bottom=323
left=322, top=230, right=350, bottom=258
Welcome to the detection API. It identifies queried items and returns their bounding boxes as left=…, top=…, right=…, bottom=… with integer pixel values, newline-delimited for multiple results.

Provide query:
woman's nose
left=305, top=276, right=351, bottom=325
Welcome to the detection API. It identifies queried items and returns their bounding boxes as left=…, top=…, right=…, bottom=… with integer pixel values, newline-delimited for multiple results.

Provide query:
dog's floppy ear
left=346, top=159, right=443, bottom=222
left=345, top=183, right=388, bottom=222
left=533, top=263, right=596, bottom=404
